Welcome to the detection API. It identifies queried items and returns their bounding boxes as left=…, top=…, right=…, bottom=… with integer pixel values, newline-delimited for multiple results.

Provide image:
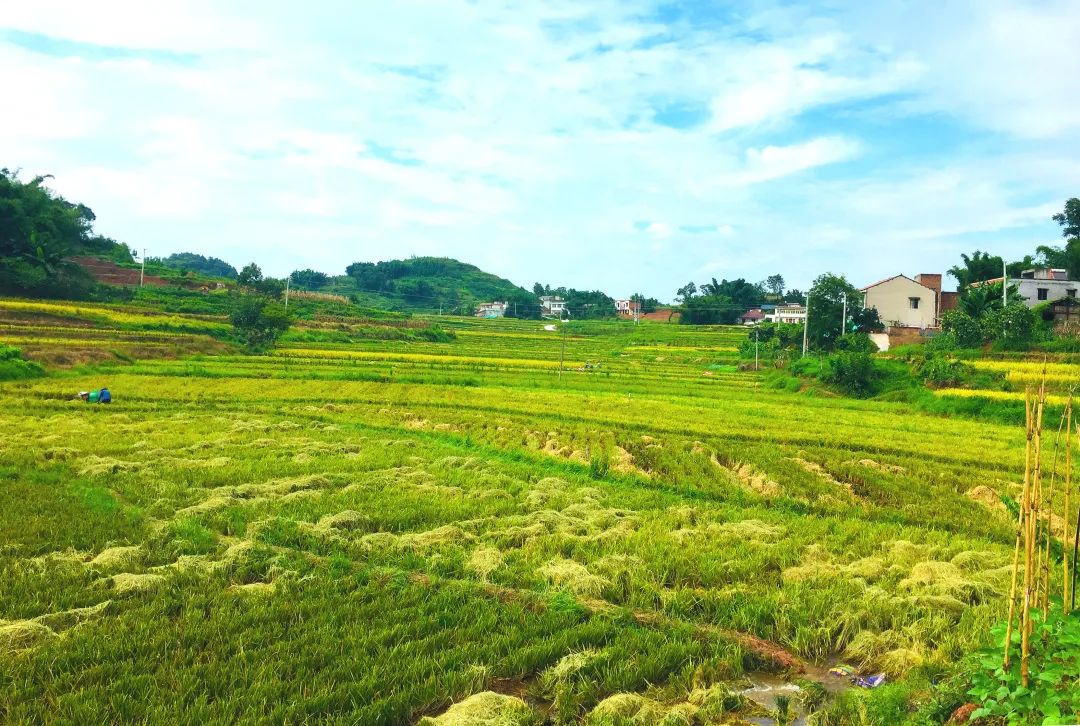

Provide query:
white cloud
left=741, top=136, right=862, bottom=183
left=1, top=0, right=1076, bottom=299
left=645, top=222, right=672, bottom=238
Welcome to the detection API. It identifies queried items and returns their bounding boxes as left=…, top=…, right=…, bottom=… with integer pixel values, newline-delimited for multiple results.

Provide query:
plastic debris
left=855, top=673, right=886, bottom=689
left=828, top=664, right=856, bottom=678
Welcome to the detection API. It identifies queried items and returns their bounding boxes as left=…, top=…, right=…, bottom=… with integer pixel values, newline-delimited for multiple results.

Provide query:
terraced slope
left=0, top=307, right=1038, bottom=724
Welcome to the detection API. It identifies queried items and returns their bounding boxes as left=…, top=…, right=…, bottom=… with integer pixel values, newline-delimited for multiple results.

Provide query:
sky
left=2, top=1, right=1079, bottom=299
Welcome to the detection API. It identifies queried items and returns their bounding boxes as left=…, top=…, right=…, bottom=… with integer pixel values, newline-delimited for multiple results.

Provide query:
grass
left=0, top=299, right=1072, bottom=723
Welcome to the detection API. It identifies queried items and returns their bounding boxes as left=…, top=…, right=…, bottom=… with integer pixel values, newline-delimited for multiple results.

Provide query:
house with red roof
left=738, top=308, right=765, bottom=325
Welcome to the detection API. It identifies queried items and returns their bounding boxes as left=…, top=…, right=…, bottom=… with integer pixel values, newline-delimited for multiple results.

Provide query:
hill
left=151, top=252, right=238, bottom=279
left=341, top=256, right=541, bottom=317
left=1, top=168, right=135, bottom=299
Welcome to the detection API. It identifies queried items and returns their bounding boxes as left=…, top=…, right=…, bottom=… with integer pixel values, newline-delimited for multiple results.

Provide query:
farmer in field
left=78, top=387, right=111, bottom=403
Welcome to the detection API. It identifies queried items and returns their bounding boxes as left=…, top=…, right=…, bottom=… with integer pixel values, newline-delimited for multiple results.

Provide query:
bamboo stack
left=1002, top=382, right=1076, bottom=687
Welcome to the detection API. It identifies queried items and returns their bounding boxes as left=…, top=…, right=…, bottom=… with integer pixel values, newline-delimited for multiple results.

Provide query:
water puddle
left=740, top=663, right=852, bottom=726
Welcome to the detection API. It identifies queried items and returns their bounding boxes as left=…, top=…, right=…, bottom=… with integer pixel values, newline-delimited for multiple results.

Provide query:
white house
left=860, top=275, right=938, bottom=329
left=972, top=268, right=1078, bottom=307
left=476, top=301, right=508, bottom=318
left=540, top=295, right=567, bottom=317
left=766, top=303, right=807, bottom=325
left=615, top=299, right=642, bottom=318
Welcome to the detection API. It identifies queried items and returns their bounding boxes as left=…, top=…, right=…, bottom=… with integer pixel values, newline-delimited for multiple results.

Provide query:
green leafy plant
left=968, top=606, right=1080, bottom=723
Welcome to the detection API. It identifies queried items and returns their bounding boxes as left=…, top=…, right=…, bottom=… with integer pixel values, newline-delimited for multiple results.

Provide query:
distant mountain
left=341, top=257, right=540, bottom=317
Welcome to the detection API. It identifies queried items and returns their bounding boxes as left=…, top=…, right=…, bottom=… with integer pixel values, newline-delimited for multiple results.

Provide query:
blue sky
left=2, top=1, right=1079, bottom=298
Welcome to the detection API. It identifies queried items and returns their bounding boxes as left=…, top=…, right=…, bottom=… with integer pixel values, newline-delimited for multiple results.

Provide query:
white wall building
left=860, top=275, right=937, bottom=329
left=767, top=303, right=807, bottom=324
left=540, top=295, right=567, bottom=317
left=615, top=299, right=642, bottom=318
left=1003, top=269, right=1075, bottom=306
left=476, top=301, right=508, bottom=318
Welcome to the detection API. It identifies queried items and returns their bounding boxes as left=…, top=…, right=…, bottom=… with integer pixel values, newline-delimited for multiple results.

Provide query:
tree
left=154, top=252, right=237, bottom=279
left=948, top=251, right=1004, bottom=289
left=958, top=280, right=1019, bottom=318
left=533, top=282, right=546, bottom=296
left=675, top=282, right=697, bottom=303
left=681, top=293, right=734, bottom=325
left=0, top=168, right=117, bottom=298
left=785, top=289, right=807, bottom=305
left=289, top=269, right=329, bottom=290
left=1037, top=239, right=1080, bottom=281
left=765, top=274, right=785, bottom=297
left=1052, top=198, right=1080, bottom=239
left=237, top=263, right=263, bottom=287
left=630, top=293, right=659, bottom=314
left=229, top=295, right=290, bottom=350
left=805, top=273, right=881, bottom=350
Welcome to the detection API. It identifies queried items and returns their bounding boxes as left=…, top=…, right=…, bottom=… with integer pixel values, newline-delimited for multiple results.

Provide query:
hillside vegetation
left=341, top=257, right=541, bottom=316
left=0, top=169, right=134, bottom=299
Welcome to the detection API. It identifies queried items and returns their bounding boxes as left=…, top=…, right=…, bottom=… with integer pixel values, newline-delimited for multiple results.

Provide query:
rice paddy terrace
left=0, top=299, right=1046, bottom=724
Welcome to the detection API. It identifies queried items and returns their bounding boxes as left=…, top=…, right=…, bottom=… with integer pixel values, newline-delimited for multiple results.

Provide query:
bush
left=819, top=351, right=882, bottom=398
left=918, top=355, right=972, bottom=388
left=229, top=295, right=291, bottom=351
left=968, top=606, right=1080, bottom=722
left=942, top=310, right=984, bottom=348
left=924, top=330, right=959, bottom=353
left=834, top=332, right=877, bottom=354
left=982, top=303, right=1041, bottom=350
left=0, top=345, right=44, bottom=381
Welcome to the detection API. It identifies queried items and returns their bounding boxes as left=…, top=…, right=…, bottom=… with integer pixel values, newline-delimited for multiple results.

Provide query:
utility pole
left=801, top=295, right=810, bottom=356
left=558, top=319, right=567, bottom=380
left=284, top=277, right=290, bottom=310
left=1002, top=258, right=1008, bottom=340
left=754, top=325, right=759, bottom=370
left=841, top=292, right=848, bottom=336
left=139, top=248, right=146, bottom=287
left=1003, top=258, right=1008, bottom=308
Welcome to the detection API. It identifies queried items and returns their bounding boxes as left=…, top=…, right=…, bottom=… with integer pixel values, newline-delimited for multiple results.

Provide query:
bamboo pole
left=1023, top=385, right=1045, bottom=687
left=1022, top=390, right=1036, bottom=686
left=1042, top=407, right=1066, bottom=616
left=1065, top=399, right=1073, bottom=614
left=1005, top=391, right=1033, bottom=669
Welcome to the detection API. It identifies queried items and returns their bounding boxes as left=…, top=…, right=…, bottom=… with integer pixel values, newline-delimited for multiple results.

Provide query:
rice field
left=0, top=301, right=1064, bottom=724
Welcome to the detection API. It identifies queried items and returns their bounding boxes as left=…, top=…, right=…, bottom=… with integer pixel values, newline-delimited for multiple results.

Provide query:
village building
left=615, top=298, right=642, bottom=319
left=475, top=301, right=508, bottom=318
left=767, top=303, right=807, bottom=325
left=539, top=295, right=567, bottom=317
left=860, top=274, right=940, bottom=329
left=970, top=268, right=1078, bottom=308
left=738, top=309, right=765, bottom=325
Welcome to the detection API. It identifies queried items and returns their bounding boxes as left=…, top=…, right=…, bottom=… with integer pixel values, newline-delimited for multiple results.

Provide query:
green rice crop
left=0, top=303, right=1068, bottom=723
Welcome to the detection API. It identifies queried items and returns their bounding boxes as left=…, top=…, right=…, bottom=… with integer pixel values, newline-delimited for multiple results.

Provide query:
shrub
left=0, top=345, right=44, bottom=381
left=942, top=310, right=985, bottom=348
left=819, top=351, right=883, bottom=398
left=968, top=606, right=1080, bottom=722
left=982, top=303, right=1041, bottom=350
left=229, top=295, right=291, bottom=351
left=924, top=331, right=959, bottom=353
left=918, top=356, right=973, bottom=388
left=834, top=332, right=877, bottom=354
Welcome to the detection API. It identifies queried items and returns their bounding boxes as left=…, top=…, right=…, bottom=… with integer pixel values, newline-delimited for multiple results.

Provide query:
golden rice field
left=0, top=299, right=1072, bottom=724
